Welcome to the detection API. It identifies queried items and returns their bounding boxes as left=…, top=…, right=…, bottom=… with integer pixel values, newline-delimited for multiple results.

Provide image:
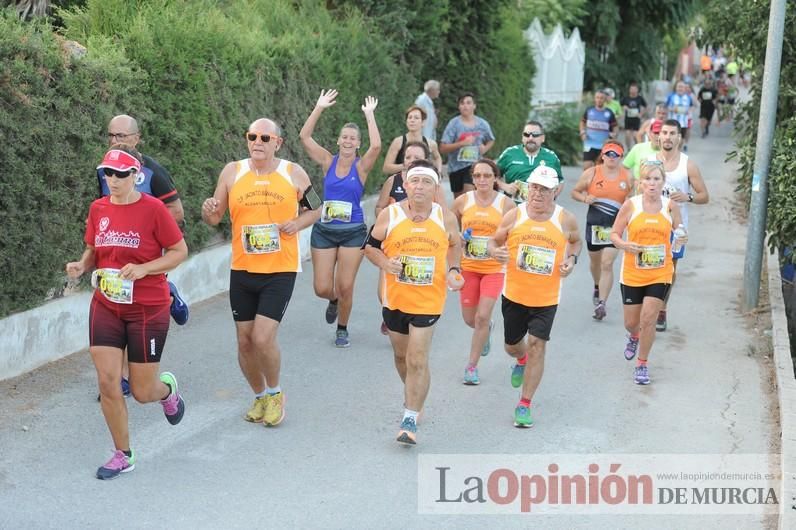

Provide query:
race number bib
left=464, top=236, right=490, bottom=260
left=635, top=244, right=666, bottom=269
left=516, top=244, right=556, bottom=276
left=515, top=181, right=529, bottom=201
left=458, top=145, right=479, bottom=163
left=397, top=255, right=435, bottom=286
left=91, top=268, right=133, bottom=304
left=590, top=225, right=613, bottom=246
left=626, top=108, right=639, bottom=118
left=702, top=92, right=713, bottom=101
left=320, top=200, right=353, bottom=223
left=675, top=105, right=688, bottom=115
left=242, top=224, right=280, bottom=254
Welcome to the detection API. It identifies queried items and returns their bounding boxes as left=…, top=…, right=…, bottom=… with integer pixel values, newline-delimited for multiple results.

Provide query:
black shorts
left=624, top=117, right=641, bottom=131
left=583, top=148, right=602, bottom=162
left=311, top=222, right=367, bottom=249
left=89, top=297, right=170, bottom=363
left=501, top=296, right=558, bottom=343
left=700, top=105, right=715, bottom=121
left=229, top=270, right=297, bottom=322
left=585, top=222, right=616, bottom=252
left=382, top=307, right=440, bottom=335
left=620, top=283, right=671, bottom=305
left=449, top=166, right=473, bottom=193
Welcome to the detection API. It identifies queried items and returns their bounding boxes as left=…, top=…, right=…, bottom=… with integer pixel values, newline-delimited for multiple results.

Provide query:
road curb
left=766, top=246, right=796, bottom=528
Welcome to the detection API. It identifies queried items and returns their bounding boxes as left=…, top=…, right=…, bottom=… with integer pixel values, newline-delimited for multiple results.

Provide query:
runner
left=571, top=141, right=633, bottom=320
left=299, top=89, right=381, bottom=347
left=610, top=161, right=687, bottom=385
left=98, top=115, right=189, bottom=400
left=487, top=165, right=581, bottom=427
left=381, top=105, right=442, bottom=175
left=635, top=104, right=667, bottom=144
left=665, top=81, right=696, bottom=151
left=439, top=92, right=496, bottom=198
left=496, top=120, right=563, bottom=203
left=624, top=119, right=662, bottom=180
left=698, top=78, right=717, bottom=138
left=452, top=159, right=516, bottom=384
left=620, top=82, right=647, bottom=148
left=364, top=160, right=464, bottom=445
left=652, top=119, right=710, bottom=331
left=580, top=90, right=617, bottom=170
left=66, top=146, right=187, bottom=479
left=603, top=88, right=623, bottom=125
left=201, top=118, right=319, bottom=426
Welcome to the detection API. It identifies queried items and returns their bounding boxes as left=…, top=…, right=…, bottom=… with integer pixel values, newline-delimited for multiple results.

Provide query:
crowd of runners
left=65, top=77, right=712, bottom=479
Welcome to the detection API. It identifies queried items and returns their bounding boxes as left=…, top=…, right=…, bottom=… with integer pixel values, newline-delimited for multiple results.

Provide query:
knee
left=130, top=384, right=151, bottom=404
left=336, top=283, right=354, bottom=301
left=313, top=282, right=333, bottom=299
left=98, top=375, right=121, bottom=399
left=237, top=333, right=255, bottom=355
left=504, top=341, right=524, bottom=358
left=527, top=338, right=546, bottom=361
left=405, top=352, right=428, bottom=373
left=474, top=312, right=491, bottom=329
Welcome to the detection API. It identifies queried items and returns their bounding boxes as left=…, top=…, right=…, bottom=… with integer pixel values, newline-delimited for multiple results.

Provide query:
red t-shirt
left=85, top=194, right=183, bottom=307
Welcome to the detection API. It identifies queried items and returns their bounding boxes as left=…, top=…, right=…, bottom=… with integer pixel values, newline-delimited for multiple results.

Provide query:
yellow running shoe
left=244, top=396, right=267, bottom=423
left=263, top=392, right=285, bottom=426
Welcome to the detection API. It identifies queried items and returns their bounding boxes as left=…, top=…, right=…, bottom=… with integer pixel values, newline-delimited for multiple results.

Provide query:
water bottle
left=672, top=224, right=686, bottom=254
left=463, top=227, right=473, bottom=241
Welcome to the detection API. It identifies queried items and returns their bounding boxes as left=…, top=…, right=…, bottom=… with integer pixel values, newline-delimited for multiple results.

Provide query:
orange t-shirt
left=587, top=165, right=633, bottom=206
left=619, top=196, right=674, bottom=286
left=504, top=205, right=567, bottom=307
left=229, top=159, right=301, bottom=274
left=461, top=191, right=506, bottom=274
left=382, top=203, right=449, bottom=315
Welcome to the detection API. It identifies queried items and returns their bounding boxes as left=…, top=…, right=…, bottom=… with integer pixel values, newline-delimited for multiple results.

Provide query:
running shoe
left=634, top=365, right=650, bottom=385
left=325, top=300, right=338, bottom=324
left=96, top=377, right=131, bottom=402
left=510, top=362, right=525, bottom=388
left=244, top=396, right=268, bottom=423
left=396, top=416, right=417, bottom=445
left=335, top=329, right=350, bottom=348
left=380, top=321, right=389, bottom=335
left=463, top=365, right=480, bottom=385
left=481, top=320, right=493, bottom=356
left=592, top=286, right=600, bottom=306
left=263, top=392, right=285, bottom=426
left=593, top=301, right=607, bottom=321
left=168, top=281, right=189, bottom=325
left=96, top=449, right=135, bottom=480
left=656, top=311, right=667, bottom=332
left=159, top=372, right=185, bottom=425
left=624, top=336, right=640, bottom=361
left=513, top=405, right=533, bottom=428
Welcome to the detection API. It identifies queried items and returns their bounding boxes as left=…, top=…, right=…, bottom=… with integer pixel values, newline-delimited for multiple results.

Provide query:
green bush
left=530, top=103, right=582, bottom=166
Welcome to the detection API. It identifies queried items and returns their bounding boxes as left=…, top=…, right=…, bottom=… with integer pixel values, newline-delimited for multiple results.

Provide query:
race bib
left=242, top=224, right=281, bottom=254
left=702, top=92, right=713, bottom=101
left=635, top=244, right=666, bottom=269
left=464, top=236, right=490, bottom=260
left=675, top=105, right=688, bottom=115
left=516, top=244, right=556, bottom=276
left=458, top=145, right=479, bottom=163
left=91, top=268, right=133, bottom=304
left=515, top=181, right=529, bottom=201
left=397, top=255, right=435, bottom=286
left=626, top=108, right=639, bottom=118
left=590, top=225, right=613, bottom=246
left=321, top=200, right=353, bottom=223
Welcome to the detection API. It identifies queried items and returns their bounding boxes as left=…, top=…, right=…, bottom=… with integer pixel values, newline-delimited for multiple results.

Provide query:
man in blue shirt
left=579, top=90, right=617, bottom=170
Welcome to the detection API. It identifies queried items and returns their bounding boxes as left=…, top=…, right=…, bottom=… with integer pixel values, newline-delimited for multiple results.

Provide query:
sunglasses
left=603, top=151, right=621, bottom=159
left=246, top=132, right=279, bottom=143
left=103, top=167, right=136, bottom=178
left=523, top=131, right=544, bottom=138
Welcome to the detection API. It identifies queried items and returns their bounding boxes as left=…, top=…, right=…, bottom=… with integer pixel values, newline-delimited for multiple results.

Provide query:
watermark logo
left=418, top=454, right=782, bottom=515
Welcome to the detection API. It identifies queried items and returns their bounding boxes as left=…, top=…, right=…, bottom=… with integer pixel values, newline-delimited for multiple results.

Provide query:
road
left=0, top=124, right=779, bottom=528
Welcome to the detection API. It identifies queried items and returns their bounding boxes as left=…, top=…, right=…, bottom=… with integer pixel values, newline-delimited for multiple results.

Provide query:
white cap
left=527, top=165, right=559, bottom=189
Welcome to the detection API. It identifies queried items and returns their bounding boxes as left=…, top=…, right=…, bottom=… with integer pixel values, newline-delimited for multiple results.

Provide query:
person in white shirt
left=415, top=80, right=440, bottom=141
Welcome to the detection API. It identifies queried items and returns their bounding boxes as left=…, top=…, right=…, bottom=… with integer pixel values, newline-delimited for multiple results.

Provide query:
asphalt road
left=0, top=123, right=779, bottom=529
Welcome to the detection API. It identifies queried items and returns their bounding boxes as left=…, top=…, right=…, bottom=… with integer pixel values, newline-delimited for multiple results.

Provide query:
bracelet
left=448, top=266, right=462, bottom=274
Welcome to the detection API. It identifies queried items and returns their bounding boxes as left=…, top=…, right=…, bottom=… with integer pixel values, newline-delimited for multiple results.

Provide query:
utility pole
left=743, top=0, right=788, bottom=310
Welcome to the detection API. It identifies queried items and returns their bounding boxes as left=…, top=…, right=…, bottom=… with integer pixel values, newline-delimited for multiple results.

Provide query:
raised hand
left=316, top=89, right=338, bottom=110
left=361, top=96, right=378, bottom=114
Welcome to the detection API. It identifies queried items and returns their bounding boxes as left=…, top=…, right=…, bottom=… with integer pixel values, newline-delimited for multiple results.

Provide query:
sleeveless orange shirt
left=229, top=159, right=301, bottom=274
left=461, top=191, right=506, bottom=274
left=504, top=205, right=567, bottom=307
left=587, top=165, right=633, bottom=205
left=382, top=203, right=448, bottom=315
left=620, top=195, right=674, bottom=286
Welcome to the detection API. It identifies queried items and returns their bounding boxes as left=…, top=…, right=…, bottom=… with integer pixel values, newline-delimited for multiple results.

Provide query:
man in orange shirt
left=488, top=166, right=581, bottom=428
left=365, top=160, right=463, bottom=445
left=202, top=118, right=320, bottom=427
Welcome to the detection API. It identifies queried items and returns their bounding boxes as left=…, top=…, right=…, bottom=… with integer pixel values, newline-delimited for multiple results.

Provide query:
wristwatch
left=688, top=193, right=694, bottom=202
left=567, top=254, right=578, bottom=265
left=448, top=266, right=462, bottom=274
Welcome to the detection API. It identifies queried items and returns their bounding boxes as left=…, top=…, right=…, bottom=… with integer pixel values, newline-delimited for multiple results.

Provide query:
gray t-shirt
left=441, top=115, right=495, bottom=174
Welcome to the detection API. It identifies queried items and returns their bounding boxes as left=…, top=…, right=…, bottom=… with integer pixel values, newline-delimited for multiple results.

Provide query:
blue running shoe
left=463, top=365, right=480, bottom=385
left=511, top=362, right=525, bottom=388
left=335, top=329, right=350, bottom=348
left=169, top=281, right=189, bottom=325
left=634, top=365, right=650, bottom=385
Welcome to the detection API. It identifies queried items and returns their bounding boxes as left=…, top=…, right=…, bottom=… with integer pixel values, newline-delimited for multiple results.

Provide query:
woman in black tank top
left=382, top=105, right=442, bottom=176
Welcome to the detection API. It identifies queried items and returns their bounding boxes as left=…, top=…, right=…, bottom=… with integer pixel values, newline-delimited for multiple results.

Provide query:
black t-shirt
left=395, top=135, right=430, bottom=165
left=96, top=153, right=179, bottom=204
left=698, top=88, right=717, bottom=107
left=620, top=96, right=647, bottom=120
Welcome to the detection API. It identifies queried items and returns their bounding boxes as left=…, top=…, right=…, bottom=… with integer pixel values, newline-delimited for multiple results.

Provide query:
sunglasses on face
left=603, top=151, right=621, bottom=159
left=246, top=132, right=279, bottom=143
left=523, top=131, right=544, bottom=138
left=103, top=168, right=136, bottom=178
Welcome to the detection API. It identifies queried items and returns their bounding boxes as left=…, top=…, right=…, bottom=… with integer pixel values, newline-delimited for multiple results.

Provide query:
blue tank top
left=583, top=106, right=615, bottom=151
left=320, top=155, right=365, bottom=225
left=97, top=165, right=154, bottom=196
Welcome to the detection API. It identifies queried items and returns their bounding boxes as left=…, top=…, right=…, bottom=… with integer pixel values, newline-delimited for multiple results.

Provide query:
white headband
left=406, top=166, right=439, bottom=184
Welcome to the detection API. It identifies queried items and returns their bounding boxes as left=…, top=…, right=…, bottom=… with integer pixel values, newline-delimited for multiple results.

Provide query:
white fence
left=525, top=18, right=585, bottom=106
